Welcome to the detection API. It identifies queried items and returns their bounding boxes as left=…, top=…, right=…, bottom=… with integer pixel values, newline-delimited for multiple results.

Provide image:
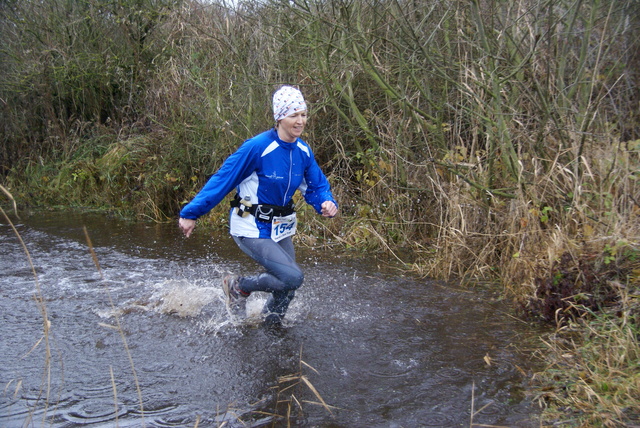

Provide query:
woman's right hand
left=321, top=201, right=338, bottom=217
left=179, top=218, right=196, bottom=238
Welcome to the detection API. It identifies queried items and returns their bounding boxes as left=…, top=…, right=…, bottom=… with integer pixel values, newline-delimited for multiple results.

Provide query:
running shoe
left=222, top=275, right=247, bottom=319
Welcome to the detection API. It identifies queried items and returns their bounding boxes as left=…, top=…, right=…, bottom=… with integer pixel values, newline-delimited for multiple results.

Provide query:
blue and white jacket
left=179, top=128, right=337, bottom=239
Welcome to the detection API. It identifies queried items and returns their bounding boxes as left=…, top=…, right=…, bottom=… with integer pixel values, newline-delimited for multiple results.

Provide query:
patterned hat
left=273, top=85, right=307, bottom=122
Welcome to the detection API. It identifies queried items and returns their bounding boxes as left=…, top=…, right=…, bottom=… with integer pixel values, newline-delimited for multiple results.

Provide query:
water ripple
left=417, top=412, right=456, bottom=426
left=61, top=399, right=129, bottom=425
left=435, top=366, right=468, bottom=380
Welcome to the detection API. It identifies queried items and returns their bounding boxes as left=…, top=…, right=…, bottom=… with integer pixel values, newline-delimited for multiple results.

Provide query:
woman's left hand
left=321, top=201, right=338, bottom=217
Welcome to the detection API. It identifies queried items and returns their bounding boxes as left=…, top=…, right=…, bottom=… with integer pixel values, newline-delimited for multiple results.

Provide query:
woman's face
left=277, top=111, right=308, bottom=142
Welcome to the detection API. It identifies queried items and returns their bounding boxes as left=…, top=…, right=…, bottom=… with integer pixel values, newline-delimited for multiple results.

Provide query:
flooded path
left=1, top=210, right=544, bottom=427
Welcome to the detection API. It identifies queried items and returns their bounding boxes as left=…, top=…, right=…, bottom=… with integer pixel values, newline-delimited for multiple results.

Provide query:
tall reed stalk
left=1, top=194, right=55, bottom=425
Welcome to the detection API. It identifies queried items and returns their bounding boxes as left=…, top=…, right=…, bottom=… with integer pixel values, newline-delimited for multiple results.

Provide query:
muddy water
left=1, top=210, right=545, bottom=427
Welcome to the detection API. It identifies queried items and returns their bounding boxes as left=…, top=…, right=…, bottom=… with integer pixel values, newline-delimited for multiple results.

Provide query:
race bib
left=271, top=213, right=297, bottom=242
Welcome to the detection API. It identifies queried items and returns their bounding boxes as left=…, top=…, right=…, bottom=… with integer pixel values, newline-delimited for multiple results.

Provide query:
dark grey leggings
left=232, top=236, right=304, bottom=317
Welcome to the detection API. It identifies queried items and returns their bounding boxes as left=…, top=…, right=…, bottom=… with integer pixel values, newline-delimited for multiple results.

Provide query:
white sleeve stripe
left=297, top=142, right=310, bottom=157
left=261, top=141, right=280, bottom=157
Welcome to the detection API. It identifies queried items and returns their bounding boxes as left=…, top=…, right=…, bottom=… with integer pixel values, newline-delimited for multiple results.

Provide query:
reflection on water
left=0, top=210, right=545, bottom=427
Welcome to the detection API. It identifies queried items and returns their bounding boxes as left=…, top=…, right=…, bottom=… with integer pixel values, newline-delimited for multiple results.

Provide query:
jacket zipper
left=283, top=149, right=293, bottom=205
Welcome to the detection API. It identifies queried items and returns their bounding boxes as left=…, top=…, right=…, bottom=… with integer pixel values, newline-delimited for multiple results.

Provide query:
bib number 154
left=271, top=213, right=297, bottom=242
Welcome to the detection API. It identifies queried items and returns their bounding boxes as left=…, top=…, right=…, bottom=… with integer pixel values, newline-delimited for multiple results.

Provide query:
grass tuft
left=532, top=286, right=640, bottom=426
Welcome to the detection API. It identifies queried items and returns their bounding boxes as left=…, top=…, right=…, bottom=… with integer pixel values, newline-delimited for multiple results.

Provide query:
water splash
left=151, top=279, right=219, bottom=318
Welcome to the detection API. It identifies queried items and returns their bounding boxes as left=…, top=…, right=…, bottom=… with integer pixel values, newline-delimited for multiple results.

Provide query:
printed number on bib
left=271, top=213, right=297, bottom=242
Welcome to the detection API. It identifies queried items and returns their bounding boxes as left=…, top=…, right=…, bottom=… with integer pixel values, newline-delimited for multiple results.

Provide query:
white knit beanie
left=272, top=86, right=307, bottom=122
